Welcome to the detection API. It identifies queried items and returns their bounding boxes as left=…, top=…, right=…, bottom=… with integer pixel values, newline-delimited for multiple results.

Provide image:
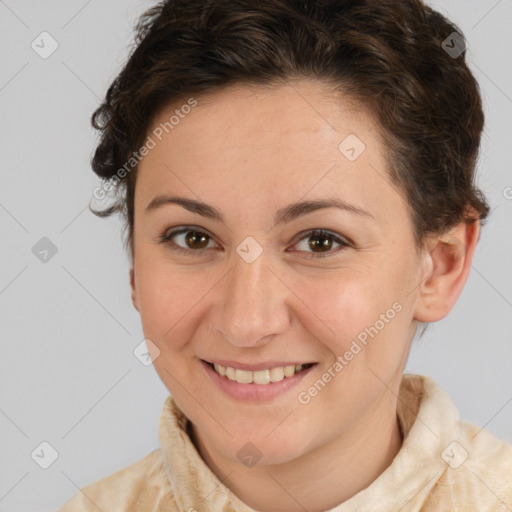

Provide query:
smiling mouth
left=203, top=360, right=316, bottom=384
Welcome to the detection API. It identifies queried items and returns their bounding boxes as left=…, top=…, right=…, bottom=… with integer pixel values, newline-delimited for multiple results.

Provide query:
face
left=131, top=81, right=426, bottom=467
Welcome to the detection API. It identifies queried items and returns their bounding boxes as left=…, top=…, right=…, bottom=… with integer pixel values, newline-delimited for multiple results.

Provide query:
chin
left=229, top=424, right=312, bottom=467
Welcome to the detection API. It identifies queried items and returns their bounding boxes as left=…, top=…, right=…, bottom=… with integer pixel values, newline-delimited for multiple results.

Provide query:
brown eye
left=293, top=229, right=349, bottom=259
left=309, top=232, right=335, bottom=252
left=161, top=227, right=217, bottom=254
left=184, top=230, right=210, bottom=249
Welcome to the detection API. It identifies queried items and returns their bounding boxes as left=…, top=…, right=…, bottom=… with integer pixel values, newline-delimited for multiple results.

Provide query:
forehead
left=147, top=81, right=378, bottom=157
left=135, top=81, right=405, bottom=228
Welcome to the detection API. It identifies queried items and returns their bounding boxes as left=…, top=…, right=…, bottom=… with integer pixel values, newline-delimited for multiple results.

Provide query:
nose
left=210, top=248, right=290, bottom=348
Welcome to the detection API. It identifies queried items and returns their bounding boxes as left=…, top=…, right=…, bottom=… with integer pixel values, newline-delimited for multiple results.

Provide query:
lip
left=203, top=359, right=315, bottom=372
left=201, top=359, right=317, bottom=402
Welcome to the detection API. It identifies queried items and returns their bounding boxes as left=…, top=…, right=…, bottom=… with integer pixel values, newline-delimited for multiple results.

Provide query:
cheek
left=298, top=267, right=412, bottom=375
left=295, top=272, right=392, bottom=350
left=134, top=261, right=201, bottom=353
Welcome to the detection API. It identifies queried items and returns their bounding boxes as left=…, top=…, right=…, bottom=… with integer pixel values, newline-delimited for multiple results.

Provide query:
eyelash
left=159, top=226, right=350, bottom=259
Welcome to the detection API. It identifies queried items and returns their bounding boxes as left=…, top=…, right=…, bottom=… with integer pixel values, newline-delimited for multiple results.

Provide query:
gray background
left=0, top=0, right=511, bottom=510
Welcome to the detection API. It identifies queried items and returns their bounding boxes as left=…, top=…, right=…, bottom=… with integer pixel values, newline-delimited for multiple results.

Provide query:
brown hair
left=90, top=0, right=490, bottom=255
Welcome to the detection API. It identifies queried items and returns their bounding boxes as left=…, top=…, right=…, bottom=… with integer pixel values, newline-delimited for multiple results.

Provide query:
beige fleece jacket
left=57, top=374, right=512, bottom=511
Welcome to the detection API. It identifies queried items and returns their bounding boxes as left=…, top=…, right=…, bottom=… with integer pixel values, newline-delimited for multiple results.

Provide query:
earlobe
left=130, top=268, right=139, bottom=311
left=413, top=219, right=480, bottom=323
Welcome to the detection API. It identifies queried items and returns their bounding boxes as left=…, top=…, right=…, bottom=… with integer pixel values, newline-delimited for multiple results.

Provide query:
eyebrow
left=144, top=195, right=375, bottom=225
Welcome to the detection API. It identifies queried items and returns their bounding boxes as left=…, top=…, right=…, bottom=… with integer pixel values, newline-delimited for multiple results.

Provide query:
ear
left=130, top=268, right=140, bottom=311
left=413, top=219, right=480, bottom=322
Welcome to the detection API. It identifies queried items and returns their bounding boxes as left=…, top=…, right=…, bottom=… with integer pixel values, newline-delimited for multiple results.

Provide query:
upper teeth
left=213, top=363, right=306, bottom=384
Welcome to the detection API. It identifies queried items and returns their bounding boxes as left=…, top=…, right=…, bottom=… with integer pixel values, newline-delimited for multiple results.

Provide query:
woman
left=58, top=0, right=512, bottom=510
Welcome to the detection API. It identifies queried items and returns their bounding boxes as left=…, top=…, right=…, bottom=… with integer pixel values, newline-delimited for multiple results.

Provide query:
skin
left=129, top=80, right=480, bottom=511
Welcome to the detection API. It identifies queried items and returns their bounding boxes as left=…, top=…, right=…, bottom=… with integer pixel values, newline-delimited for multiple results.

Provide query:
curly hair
left=90, top=0, right=490, bottom=255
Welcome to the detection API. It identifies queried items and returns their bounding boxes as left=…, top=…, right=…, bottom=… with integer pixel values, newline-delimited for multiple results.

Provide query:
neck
left=191, top=394, right=404, bottom=512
